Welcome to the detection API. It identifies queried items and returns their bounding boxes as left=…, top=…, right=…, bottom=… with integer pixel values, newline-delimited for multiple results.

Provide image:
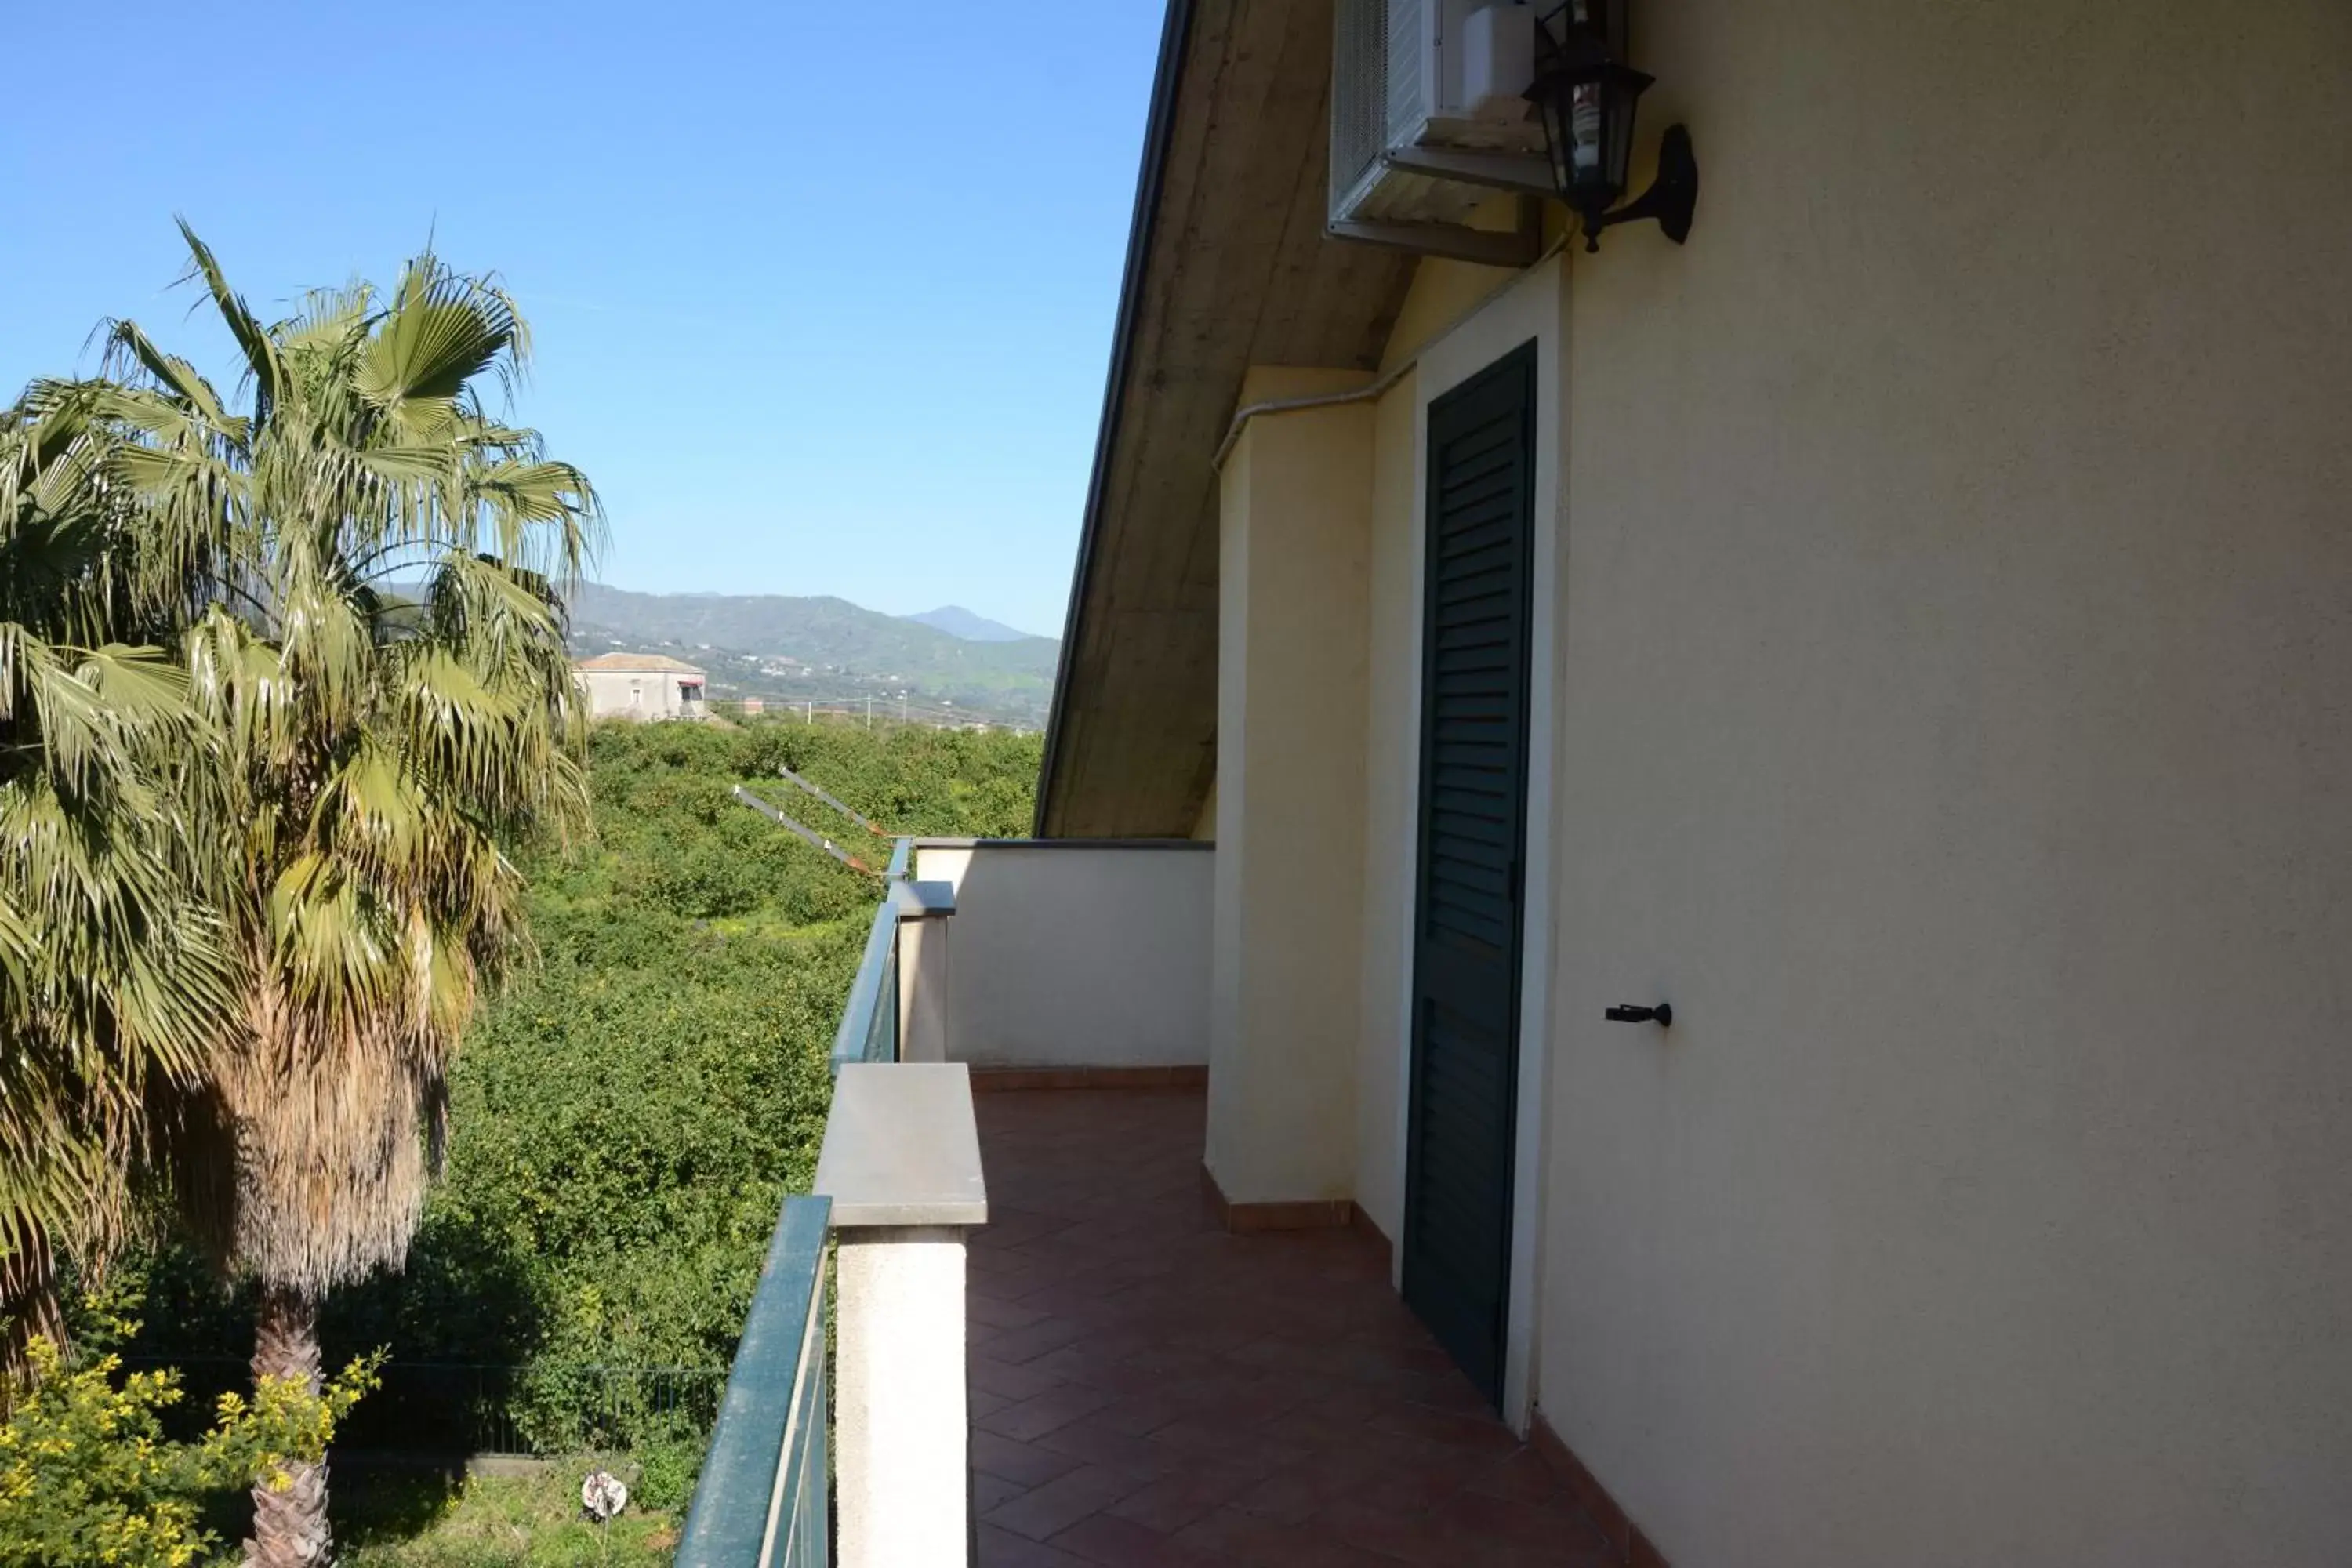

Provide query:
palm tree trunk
left=0, top=1225, right=60, bottom=1392
left=246, top=1282, right=332, bottom=1566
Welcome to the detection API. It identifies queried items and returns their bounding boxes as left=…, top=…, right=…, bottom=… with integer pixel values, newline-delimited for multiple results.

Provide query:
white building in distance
left=574, top=652, right=706, bottom=722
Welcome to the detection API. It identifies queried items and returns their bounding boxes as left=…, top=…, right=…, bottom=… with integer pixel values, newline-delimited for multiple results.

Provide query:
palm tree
left=0, top=381, right=234, bottom=1366
left=106, top=223, right=600, bottom=1566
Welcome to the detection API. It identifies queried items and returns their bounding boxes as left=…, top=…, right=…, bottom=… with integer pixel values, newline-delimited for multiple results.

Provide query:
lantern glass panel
left=1602, top=69, right=1639, bottom=195
left=1570, top=77, right=1610, bottom=209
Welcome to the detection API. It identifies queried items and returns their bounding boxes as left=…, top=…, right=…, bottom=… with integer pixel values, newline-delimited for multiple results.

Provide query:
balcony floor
left=968, top=1087, right=1617, bottom=1566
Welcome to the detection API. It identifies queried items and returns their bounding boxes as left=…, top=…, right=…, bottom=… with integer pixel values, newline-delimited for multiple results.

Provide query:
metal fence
left=118, top=1356, right=725, bottom=1457
left=354, top=1361, right=725, bottom=1457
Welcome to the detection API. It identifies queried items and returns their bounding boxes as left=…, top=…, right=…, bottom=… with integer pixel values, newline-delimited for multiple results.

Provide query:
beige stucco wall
left=1272, top=2, right=2352, bottom=1560
left=1515, top=2, right=2352, bottom=1564
left=1207, top=370, right=1376, bottom=1203
left=1352, top=368, right=1421, bottom=1251
left=909, top=843, right=1212, bottom=1068
left=1206, top=6, right=2350, bottom=1555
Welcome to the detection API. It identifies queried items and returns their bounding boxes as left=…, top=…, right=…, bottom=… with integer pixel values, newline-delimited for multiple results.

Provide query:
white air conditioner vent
left=1329, top=0, right=1551, bottom=243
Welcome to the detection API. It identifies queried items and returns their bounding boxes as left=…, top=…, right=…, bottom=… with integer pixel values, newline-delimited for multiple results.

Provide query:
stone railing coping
left=814, top=1063, right=987, bottom=1228
left=892, top=880, right=957, bottom=919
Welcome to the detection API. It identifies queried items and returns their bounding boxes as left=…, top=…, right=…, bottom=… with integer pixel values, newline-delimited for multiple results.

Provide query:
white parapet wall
left=815, top=1063, right=986, bottom=1568
left=909, top=840, right=1211, bottom=1069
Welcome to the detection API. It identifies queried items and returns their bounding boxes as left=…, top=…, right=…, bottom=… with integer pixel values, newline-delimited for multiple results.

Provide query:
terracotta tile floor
left=967, top=1087, right=1616, bottom=1567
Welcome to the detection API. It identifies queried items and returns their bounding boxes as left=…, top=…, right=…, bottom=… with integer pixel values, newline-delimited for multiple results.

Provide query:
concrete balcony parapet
left=815, top=1062, right=987, bottom=1567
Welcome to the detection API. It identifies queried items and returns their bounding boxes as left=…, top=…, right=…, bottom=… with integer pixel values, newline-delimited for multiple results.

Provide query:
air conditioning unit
left=1329, top=0, right=1553, bottom=263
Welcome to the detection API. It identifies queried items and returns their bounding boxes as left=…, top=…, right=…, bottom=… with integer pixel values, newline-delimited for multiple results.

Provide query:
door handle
left=1604, top=1003, right=1672, bottom=1028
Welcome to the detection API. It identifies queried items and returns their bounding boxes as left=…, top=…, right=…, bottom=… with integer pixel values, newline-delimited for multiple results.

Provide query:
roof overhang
left=1034, top=0, right=1416, bottom=839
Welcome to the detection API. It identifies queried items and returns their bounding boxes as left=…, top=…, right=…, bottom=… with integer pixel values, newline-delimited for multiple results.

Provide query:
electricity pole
left=865, top=695, right=873, bottom=728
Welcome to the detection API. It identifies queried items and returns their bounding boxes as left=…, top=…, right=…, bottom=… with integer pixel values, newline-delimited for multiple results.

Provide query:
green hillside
left=570, top=583, right=1058, bottom=728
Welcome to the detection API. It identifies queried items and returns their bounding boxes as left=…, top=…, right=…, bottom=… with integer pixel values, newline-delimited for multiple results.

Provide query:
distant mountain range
left=568, top=583, right=1058, bottom=728
left=903, top=604, right=1038, bottom=642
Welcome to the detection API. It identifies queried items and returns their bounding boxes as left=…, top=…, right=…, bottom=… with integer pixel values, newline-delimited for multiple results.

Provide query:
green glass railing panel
left=675, top=1196, right=831, bottom=1567
left=775, top=1331, right=828, bottom=1568
left=866, top=939, right=899, bottom=1065
left=827, top=840, right=912, bottom=1073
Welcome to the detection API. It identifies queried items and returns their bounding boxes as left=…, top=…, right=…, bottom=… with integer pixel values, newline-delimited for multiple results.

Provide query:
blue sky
left=0, top=2, right=1164, bottom=638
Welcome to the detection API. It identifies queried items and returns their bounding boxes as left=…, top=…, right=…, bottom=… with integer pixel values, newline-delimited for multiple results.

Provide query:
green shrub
left=627, top=1439, right=702, bottom=1513
left=0, top=1337, right=376, bottom=1568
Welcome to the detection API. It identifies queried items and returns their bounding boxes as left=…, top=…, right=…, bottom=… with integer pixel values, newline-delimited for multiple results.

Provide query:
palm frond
left=172, top=220, right=285, bottom=428
left=99, top=319, right=244, bottom=437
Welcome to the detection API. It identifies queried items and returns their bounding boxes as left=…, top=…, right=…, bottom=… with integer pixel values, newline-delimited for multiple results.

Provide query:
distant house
left=573, top=653, right=706, bottom=722
left=740, top=696, right=765, bottom=717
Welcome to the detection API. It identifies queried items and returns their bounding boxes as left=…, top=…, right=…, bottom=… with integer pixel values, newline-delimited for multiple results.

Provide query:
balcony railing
left=673, top=1196, right=830, bottom=1567
left=680, top=833, right=1208, bottom=1566
left=829, top=840, right=910, bottom=1073
left=680, top=836, right=979, bottom=1568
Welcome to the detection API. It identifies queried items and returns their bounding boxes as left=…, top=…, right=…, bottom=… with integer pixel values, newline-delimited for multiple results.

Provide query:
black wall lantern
left=1526, top=0, right=1698, bottom=252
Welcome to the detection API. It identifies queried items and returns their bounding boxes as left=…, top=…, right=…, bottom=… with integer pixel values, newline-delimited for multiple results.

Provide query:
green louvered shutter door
left=1402, top=340, right=1537, bottom=1408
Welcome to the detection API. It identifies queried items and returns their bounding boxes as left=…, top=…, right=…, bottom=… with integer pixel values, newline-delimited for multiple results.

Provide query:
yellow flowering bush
left=0, top=1338, right=378, bottom=1568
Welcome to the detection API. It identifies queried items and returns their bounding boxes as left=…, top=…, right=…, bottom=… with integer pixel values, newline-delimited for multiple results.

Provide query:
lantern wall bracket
left=1583, top=123, right=1699, bottom=253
